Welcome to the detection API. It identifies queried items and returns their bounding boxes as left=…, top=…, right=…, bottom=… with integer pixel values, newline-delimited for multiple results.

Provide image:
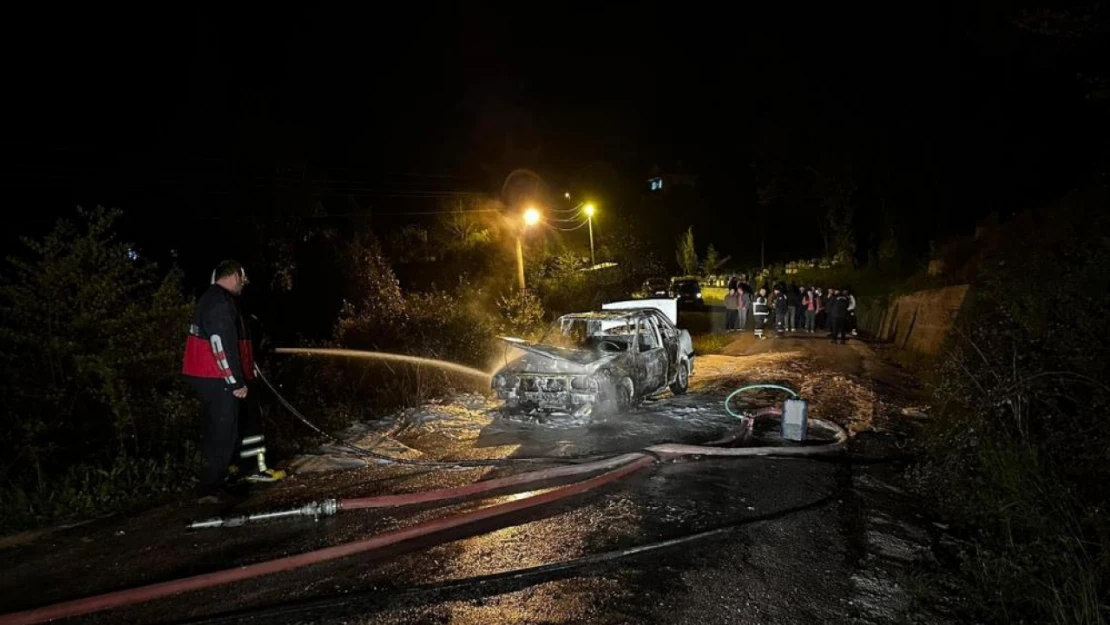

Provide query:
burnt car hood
left=499, top=337, right=620, bottom=371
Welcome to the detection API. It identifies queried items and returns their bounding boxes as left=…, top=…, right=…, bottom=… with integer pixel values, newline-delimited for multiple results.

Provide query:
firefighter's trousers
left=189, top=378, right=239, bottom=496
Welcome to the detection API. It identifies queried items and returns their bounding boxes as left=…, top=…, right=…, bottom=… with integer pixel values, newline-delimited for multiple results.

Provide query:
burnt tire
left=617, top=379, right=634, bottom=408
left=599, top=379, right=635, bottom=416
left=669, top=359, right=690, bottom=395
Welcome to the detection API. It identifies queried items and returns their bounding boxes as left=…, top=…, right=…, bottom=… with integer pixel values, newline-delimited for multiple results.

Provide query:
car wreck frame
left=493, top=300, right=695, bottom=415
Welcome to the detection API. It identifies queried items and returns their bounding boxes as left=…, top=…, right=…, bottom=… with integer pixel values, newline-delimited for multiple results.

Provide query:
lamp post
left=583, top=203, right=596, bottom=267
left=517, top=207, right=540, bottom=290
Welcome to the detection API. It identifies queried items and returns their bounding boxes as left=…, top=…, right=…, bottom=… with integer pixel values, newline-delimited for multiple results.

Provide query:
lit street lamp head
left=583, top=203, right=596, bottom=217
left=523, top=207, right=541, bottom=226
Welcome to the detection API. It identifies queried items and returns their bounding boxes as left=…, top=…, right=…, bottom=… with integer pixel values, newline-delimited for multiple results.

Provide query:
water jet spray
left=274, top=348, right=492, bottom=380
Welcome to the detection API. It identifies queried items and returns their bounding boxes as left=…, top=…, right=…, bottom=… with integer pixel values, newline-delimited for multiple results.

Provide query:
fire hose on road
left=0, top=455, right=654, bottom=625
left=0, top=381, right=847, bottom=625
left=187, top=402, right=789, bottom=531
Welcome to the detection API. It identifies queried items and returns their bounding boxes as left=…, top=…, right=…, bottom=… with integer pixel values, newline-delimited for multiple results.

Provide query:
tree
left=676, top=227, right=699, bottom=275
left=877, top=219, right=900, bottom=264
left=388, top=224, right=433, bottom=263
left=0, top=207, right=193, bottom=488
left=807, top=167, right=857, bottom=263
left=443, top=198, right=481, bottom=243
left=441, top=197, right=500, bottom=247
left=496, top=289, right=545, bottom=339
left=702, top=244, right=731, bottom=275
left=1012, top=3, right=1110, bottom=116
left=334, top=234, right=407, bottom=348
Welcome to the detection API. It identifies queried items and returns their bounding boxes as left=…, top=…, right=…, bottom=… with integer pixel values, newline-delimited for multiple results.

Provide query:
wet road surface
left=0, top=334, right=955, bottom=625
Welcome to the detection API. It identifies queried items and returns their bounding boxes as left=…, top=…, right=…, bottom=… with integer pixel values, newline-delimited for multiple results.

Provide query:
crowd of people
left=722, top=278, right=857, bottom=343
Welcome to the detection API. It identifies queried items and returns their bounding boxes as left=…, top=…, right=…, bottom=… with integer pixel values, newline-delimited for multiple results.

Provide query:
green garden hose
left=724, top=384, right=799, bottom=418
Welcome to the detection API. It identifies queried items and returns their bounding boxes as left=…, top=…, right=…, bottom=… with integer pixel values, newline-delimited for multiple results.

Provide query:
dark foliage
left=915, top=183, right=1110, bottom=623
left=0, top=208, right=196, bottom=530
left=530, top=234, right=664, bottom=316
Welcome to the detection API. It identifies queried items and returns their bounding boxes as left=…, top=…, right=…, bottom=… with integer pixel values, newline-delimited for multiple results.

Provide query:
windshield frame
left=539, top=314, right=644, bottom=353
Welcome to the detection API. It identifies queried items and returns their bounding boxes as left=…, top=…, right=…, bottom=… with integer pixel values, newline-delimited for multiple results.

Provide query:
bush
left=319, top=247, right=546, bottom=421
left=496, top=289, right=545, bottom=340
left=0, top=207, right=197, bottom=531
left=914, top=185, right=1110, bottom=624
left=0, top=452, right=188, bottom=532
left=404, top=281, right=499, bottom=369
left=530, top=234, right=663, bottom=315
left=334, top=234, right=407, bottom=349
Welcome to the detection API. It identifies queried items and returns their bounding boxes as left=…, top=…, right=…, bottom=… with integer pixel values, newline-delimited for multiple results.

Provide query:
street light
left=517, top=207, right=541, bottom=290
left=583, top=203, right=596, bottom=267
left=564, top=192, right=571, bottom=199
left=523, top=207, right=541, bottom=227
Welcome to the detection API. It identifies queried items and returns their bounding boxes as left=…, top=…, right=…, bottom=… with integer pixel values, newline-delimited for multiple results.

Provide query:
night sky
left=3, top=3, right=1105, bottom=278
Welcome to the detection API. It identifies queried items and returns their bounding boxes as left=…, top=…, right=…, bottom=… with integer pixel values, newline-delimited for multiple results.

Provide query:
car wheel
left=599, top=379, right=634, bottom=415
left=617, top=379, right=634, bottom=408
left=669, top=359, right=690, bottom=395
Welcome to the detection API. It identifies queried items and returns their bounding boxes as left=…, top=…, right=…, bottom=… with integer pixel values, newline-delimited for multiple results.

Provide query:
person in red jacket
left=183, top=260, right=284, bottom=502
left=803, top=287, right=817, bottom=333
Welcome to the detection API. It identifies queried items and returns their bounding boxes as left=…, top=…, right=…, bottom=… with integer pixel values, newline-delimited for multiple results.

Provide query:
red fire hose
left=188, top=416, right=769, bottom=529
left=337, top=410, right=768, bottom=512
left=0, top=408, right=846, bottom=625
left=0, top=454, right=655, bottom=625
left=339, top=452, right=646, bottom=510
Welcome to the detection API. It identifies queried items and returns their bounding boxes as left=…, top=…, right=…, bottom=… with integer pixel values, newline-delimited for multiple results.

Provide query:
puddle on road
left=289, top=390, right=747, bottom=472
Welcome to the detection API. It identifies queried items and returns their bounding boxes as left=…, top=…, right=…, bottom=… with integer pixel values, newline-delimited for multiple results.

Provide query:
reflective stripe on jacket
left=182, top=284, right=253, bottom=387
left=753, top=296, right=770, bottom=315
left=182, top=334, right=254, bottom=384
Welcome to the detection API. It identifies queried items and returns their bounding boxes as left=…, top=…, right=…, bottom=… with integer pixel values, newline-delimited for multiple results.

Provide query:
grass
left=0, top=452, right=194, bottom=534
left=678, top=309, right=719, bottom=335
left=692, top=332, right=733, bottom=355
left=700, top=286, right=726, bottom=306
left=917, top=414, right=1110, bottom=624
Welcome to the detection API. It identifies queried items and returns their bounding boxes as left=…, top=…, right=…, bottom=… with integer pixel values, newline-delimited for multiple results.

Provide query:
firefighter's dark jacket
left=181, top=285, right=254, bottom=389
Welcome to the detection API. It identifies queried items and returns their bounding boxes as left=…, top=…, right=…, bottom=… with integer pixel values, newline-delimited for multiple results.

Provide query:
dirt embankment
left=875, top=285, right=969, bottom=356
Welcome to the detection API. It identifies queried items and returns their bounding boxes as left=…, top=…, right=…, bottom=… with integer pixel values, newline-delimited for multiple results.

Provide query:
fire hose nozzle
left=187, top=516, right=237, bottom=530
left=186, top=499, right=339, bottom=530
left=303, top=498, right=339, bottom=520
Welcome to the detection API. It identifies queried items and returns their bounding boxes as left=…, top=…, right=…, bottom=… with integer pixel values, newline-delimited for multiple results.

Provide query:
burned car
left=493, top=300, right=694, bottom=415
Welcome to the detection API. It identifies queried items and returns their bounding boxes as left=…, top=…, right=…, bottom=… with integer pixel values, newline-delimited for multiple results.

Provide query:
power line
left=0, top=167, right=485, bottom=193
left=548, top=220, right=590, bottom=232
left=546, top=211, right=588, bottom=223
left=547, top=207, right=582, bottom=214
left=0, top=174, right=484, bottom=193
left=0, top=178, right=490, bottom=200
left=195, top=208, right=504, bottom=220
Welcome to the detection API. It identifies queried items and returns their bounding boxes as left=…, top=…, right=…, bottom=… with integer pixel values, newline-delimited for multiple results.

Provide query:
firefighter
left=182, top=260, right=285, bottom=503
left=752, top=288, right=770, bottom=339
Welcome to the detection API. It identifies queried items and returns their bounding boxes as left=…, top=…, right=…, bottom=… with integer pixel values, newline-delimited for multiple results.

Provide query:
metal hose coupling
left=187, top=499, right=339, bottom=530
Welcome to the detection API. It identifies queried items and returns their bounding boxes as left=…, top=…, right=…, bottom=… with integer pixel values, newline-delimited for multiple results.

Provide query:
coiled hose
left=724, top=384, right=799, bottom=418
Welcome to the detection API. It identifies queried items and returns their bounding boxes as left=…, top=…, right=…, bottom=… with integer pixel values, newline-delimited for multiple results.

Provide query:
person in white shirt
left=845, top=287, right=858, bottom=337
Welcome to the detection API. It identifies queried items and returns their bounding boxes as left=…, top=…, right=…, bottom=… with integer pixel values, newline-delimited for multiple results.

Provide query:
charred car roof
left=559, top=308, right=670, bottom=321
left=559, top=309, right=655, bottom=321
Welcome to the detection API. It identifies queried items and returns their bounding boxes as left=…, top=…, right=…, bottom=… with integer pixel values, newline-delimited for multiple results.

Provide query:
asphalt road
left=0, top=334, right=957, bottom=625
